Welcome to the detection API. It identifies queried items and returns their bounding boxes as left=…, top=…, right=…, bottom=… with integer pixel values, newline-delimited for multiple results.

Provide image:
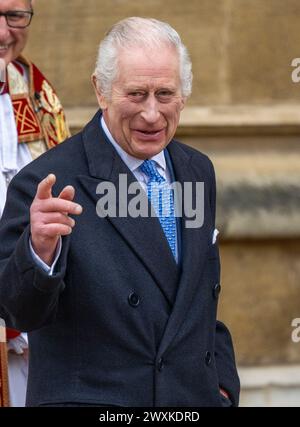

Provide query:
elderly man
left=0, top=0, right=69, bottom=406
left=0, top=17, right=239, bottom=407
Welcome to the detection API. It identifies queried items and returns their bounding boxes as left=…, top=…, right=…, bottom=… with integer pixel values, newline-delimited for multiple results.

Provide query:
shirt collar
left=100, top=115, right=166, bottom=174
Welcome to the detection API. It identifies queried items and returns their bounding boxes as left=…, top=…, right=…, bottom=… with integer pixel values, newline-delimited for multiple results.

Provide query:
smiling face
left=0, top=0, right=32, bottom=65
left=93, top=45, right=186, bottom=160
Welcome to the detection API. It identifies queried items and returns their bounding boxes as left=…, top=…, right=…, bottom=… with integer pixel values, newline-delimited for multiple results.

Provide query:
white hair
left=94, top=17, right=193, bottom=98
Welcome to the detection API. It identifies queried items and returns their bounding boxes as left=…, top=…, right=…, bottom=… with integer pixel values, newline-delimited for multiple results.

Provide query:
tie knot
left=140, top=160, right=165, bottom=184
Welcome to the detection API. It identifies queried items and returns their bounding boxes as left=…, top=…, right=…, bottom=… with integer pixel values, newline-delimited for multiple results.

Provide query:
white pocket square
left=212, top=228, right=219, bottom=244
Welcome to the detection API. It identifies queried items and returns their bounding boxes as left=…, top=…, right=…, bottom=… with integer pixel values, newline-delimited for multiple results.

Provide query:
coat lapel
left=77, top=111, right=179, bottom=307
left=157, top=141, right=212, bottom=356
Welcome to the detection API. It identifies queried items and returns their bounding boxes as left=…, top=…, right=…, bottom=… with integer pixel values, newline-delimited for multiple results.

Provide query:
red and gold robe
left=0, top=56, right=69, bottom=406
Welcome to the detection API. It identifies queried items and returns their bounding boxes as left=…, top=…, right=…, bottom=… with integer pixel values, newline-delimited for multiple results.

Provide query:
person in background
left=0, top=0, right=69, bottom=406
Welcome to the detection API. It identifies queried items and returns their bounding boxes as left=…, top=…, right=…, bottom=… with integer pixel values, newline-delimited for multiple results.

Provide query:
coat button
left=157, top=357, right=164, bottom=371
left=213, top=283, right=221, bottom=299
left=205, top=351, right=212, bottom=366
left=128, top=292, right=140, bottom=307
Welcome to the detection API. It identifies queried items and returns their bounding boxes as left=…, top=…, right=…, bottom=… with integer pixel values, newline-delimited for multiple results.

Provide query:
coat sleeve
left=208, top=158, right=240, bottom=406
left=0, top=169, right=70, bottom=332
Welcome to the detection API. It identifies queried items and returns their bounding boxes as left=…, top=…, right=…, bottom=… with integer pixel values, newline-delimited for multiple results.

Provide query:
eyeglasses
left=0, top=10, right=34, bottom=29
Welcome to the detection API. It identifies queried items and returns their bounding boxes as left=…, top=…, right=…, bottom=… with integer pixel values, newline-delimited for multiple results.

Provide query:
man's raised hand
left=30, top=174, right=82, bottom=266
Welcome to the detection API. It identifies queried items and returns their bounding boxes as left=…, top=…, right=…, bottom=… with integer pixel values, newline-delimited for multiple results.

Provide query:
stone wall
left=25, top=0, right=300, bottom=107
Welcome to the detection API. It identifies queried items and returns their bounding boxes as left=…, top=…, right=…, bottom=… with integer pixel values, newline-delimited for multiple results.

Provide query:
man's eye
left=128, top=91, right=145, bottom=101
left=7, top=12, right=24, bottom=21
left=157, top=91, right=174, bottom=101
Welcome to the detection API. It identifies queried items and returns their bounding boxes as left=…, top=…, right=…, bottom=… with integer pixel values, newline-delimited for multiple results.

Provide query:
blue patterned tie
left=140, top=159, right=177, bottom=260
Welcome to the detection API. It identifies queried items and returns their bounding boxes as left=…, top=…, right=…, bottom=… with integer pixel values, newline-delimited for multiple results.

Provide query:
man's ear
left=91, top=75, right=108, bottom=110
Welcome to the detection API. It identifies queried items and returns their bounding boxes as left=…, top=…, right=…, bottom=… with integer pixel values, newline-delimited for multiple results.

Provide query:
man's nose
left=140, top=96, right=160, bottom=123
left=0, top=15, right=10, bottom=38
